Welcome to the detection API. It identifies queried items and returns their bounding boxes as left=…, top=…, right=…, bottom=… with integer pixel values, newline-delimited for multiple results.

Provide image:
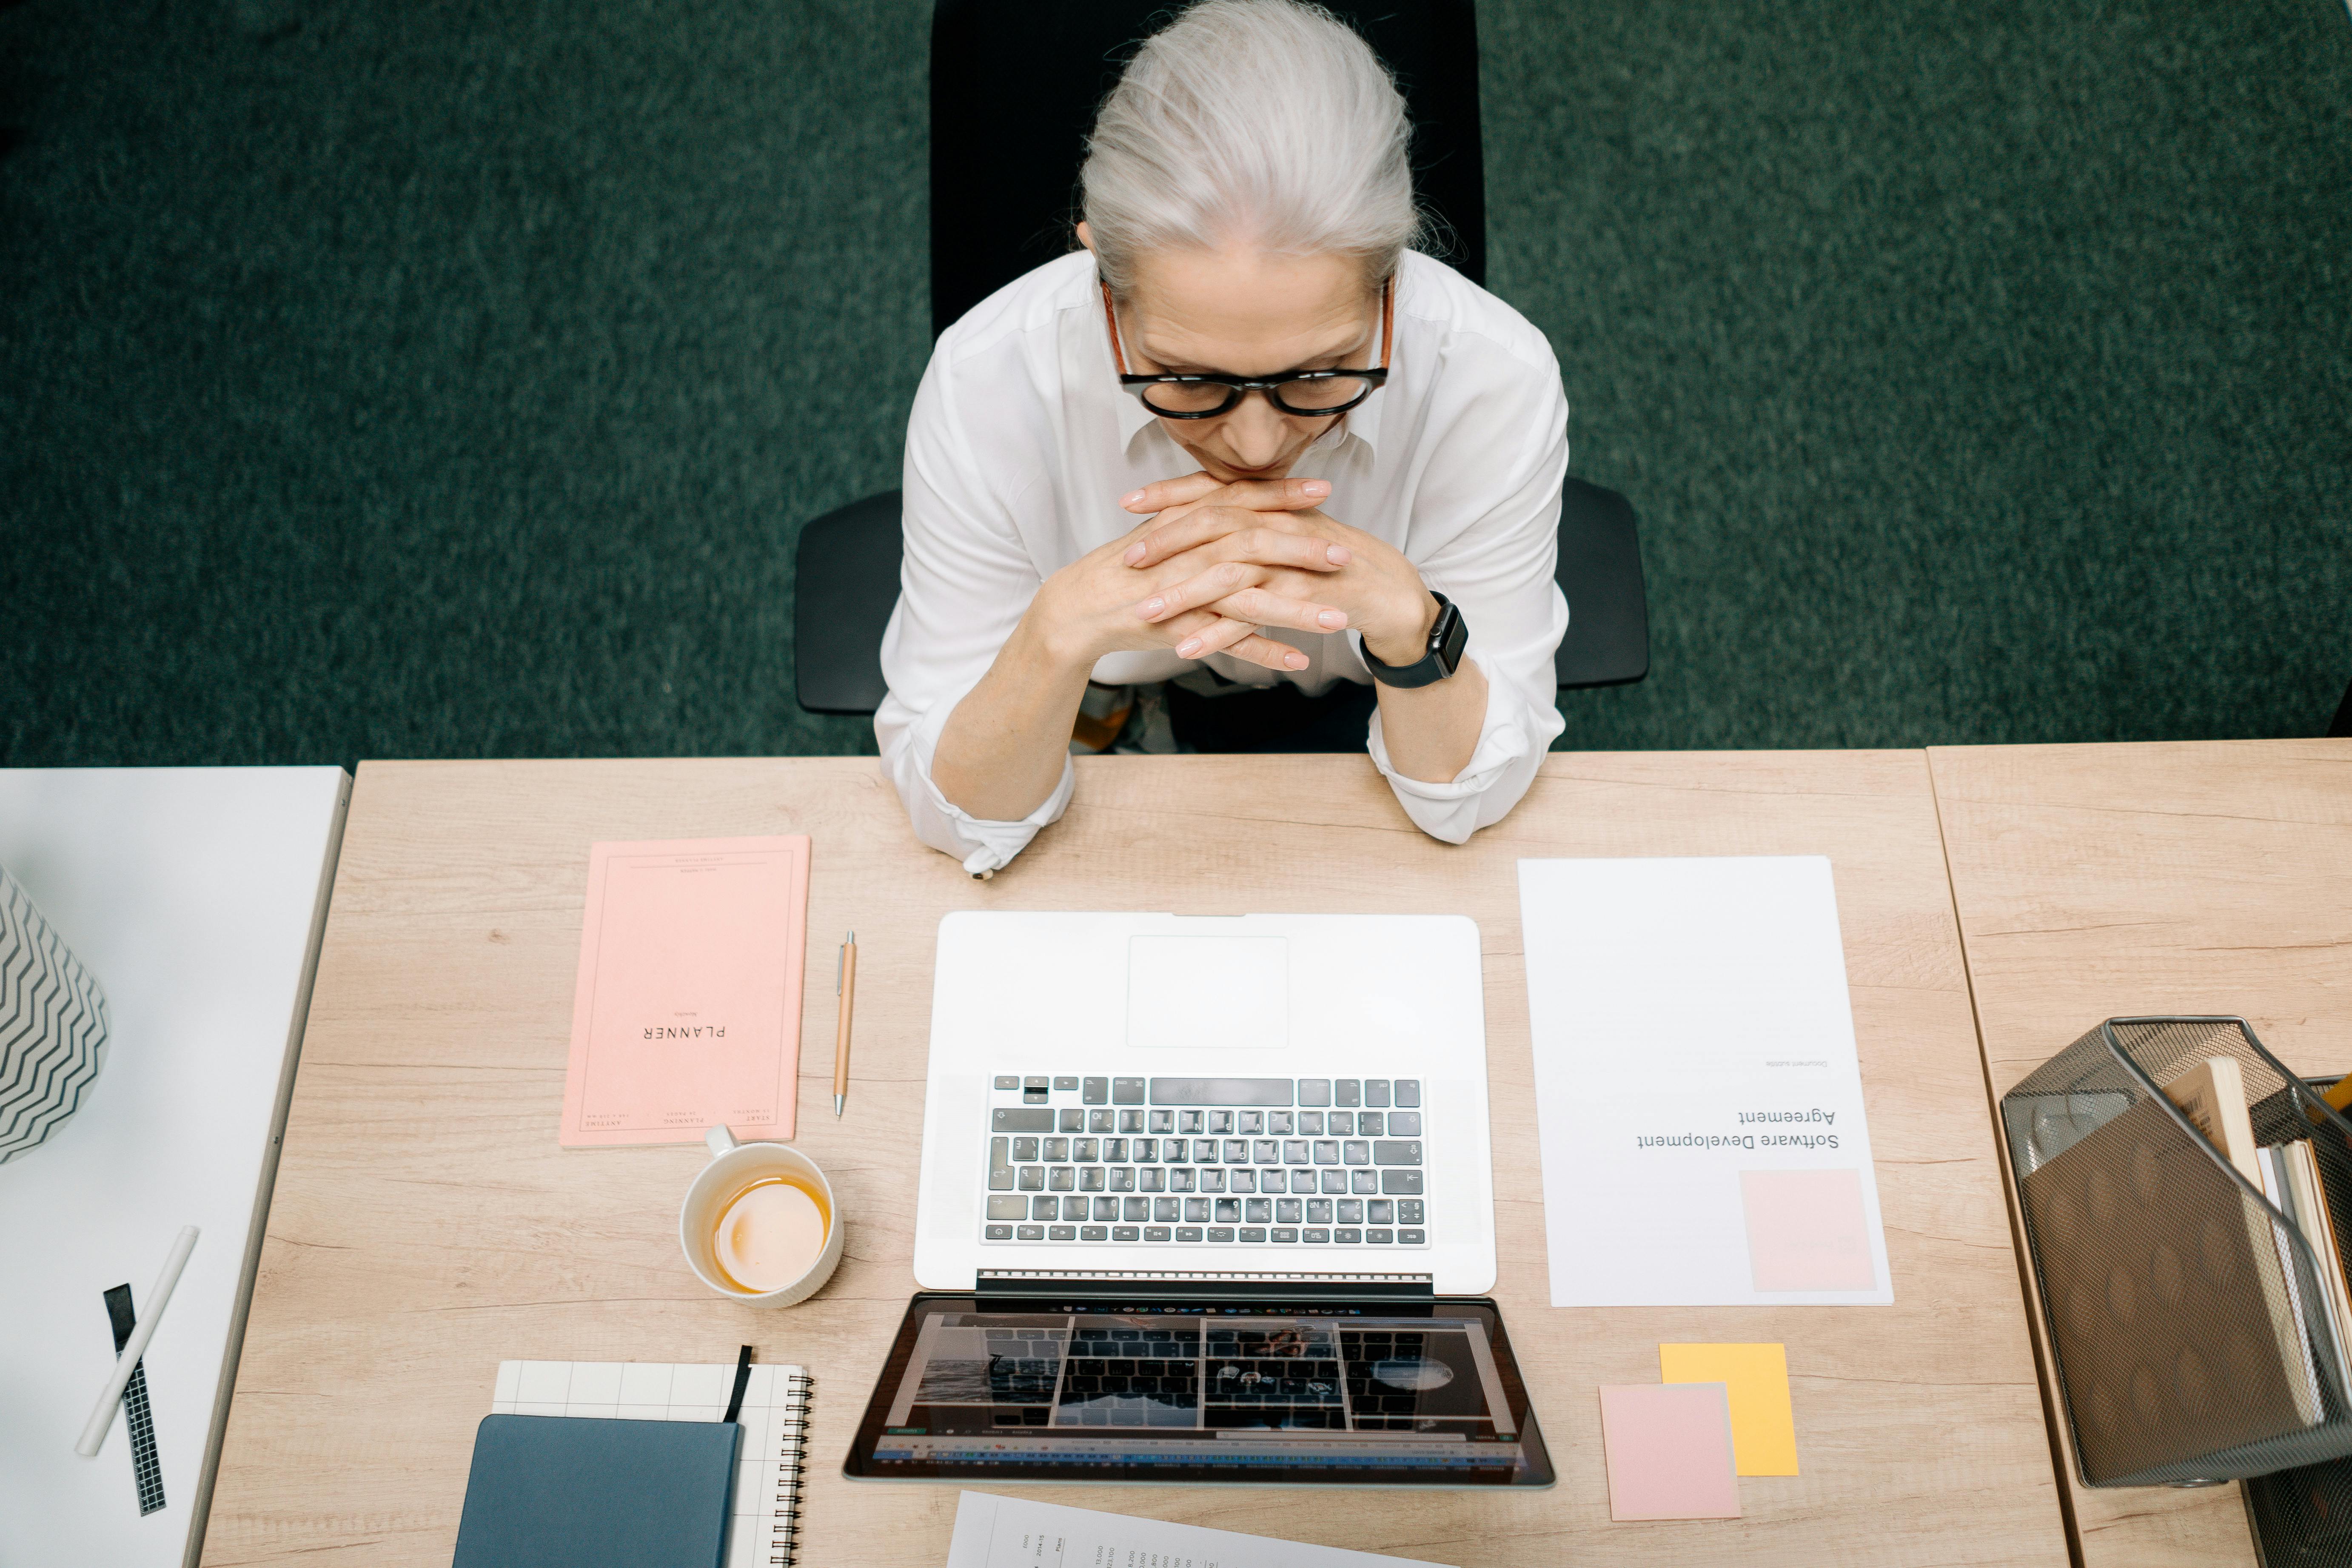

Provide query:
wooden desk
left=1929, top=738, right=2352, bottom=1568
left=202, top=753, right=2067, bottom=1567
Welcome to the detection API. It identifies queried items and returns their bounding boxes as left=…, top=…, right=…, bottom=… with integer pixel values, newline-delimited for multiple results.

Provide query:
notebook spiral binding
left=768, top=1371, right=813, bottom=1566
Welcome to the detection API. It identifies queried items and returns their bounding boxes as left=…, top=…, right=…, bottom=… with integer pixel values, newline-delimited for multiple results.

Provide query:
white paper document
left=943, top=1491, right=1458, bottom=1568
left=1518, top=855, right=1893, bottom=1307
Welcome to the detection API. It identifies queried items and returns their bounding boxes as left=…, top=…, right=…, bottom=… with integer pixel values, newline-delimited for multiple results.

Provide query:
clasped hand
left=1028, top=473, right=1437, bottom=676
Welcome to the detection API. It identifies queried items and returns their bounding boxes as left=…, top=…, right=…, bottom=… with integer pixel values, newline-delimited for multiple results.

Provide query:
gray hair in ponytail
left=1080, top=0, right=1421, bottom=297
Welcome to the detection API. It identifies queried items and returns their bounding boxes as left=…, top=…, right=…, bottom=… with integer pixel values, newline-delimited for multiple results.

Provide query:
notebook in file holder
left=2005, top=1016, right=2352, bottom=1488
left=862, top=912, right=1548, bottom=1486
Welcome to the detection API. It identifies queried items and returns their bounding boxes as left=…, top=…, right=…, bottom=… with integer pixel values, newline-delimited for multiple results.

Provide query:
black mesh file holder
left=2004, top=1017, right=2352, bottom=1488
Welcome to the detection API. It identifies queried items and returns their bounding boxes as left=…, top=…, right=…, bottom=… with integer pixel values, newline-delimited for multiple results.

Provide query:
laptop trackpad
left=1126, top=935, right=1289, bottom=1050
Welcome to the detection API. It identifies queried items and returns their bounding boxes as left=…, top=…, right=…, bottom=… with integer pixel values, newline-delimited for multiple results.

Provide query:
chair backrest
left=928, top=0, right=1485, bottom=340
left=1554, top=477, right=1649, bottom=688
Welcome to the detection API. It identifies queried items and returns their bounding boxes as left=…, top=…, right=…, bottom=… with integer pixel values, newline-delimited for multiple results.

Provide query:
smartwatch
left=1361, top=593, right=1468, bottom=688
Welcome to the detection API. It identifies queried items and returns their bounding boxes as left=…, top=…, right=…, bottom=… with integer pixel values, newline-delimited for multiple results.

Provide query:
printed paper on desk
left=561, top=836, right=811, bottom=1146
left=1517, top=855, right=1893, bottom=1306
left=942, top=1491, right=1459, bottom=1568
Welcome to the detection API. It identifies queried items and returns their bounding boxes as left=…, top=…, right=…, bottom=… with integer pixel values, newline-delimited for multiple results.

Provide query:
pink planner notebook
left=560, top=836, right=811, bottom=1147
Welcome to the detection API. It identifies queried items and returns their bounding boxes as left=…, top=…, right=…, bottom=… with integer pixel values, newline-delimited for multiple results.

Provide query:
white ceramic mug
left=679, top=1126, right=844, bottom=1307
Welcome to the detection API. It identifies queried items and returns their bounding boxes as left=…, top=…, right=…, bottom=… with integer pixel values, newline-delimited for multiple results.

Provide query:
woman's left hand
left=1120, top=473, right=1439, bottom=666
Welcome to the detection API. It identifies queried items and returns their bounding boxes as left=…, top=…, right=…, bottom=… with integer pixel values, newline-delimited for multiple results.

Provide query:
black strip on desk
left=102, top=1283, right=168, bottom=1516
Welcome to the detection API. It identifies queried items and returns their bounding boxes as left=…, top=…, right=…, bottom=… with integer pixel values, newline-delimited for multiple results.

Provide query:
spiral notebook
left=490, top=1360, right=812, bottom=1567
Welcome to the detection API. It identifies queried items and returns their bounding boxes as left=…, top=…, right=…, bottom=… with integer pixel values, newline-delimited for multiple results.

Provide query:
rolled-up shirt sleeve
left=1363, top=325, right=1570, bottom=843
left=874, top=350, right=1072, bottom=878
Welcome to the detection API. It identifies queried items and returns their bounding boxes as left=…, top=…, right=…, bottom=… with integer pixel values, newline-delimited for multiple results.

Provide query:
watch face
left=1436, top=601, right=1468, bottom=671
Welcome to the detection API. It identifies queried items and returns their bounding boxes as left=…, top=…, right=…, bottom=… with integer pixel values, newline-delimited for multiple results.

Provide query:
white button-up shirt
left=876, top=248, right=1571, bottom=876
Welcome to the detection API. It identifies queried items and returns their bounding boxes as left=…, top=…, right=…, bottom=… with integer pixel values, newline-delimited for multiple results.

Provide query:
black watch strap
left=1362, top=593, right=1468, bottom=689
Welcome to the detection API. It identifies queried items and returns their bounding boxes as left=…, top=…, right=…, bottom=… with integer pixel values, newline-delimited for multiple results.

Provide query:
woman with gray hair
left=878, top=0, right=1569, bottom=876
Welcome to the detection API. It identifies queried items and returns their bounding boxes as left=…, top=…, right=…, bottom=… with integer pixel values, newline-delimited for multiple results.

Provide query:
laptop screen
left=844, top=1292, right=1552, bottom=1487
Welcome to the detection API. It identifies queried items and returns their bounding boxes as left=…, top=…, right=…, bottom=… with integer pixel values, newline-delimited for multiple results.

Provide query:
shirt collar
left=1112, top=371, right=1162, bottom=452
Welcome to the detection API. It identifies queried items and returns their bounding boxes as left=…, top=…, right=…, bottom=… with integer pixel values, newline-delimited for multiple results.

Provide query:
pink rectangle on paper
left=1740, top=1167, right=1876, bottom=1291
left=560, top=836, right=810, bottom=1147
left=1598, top=1383, right=1741, bottom=1521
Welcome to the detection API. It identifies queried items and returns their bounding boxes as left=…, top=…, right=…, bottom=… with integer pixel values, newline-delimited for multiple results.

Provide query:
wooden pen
left=833, top=931, right=857, bottom=1118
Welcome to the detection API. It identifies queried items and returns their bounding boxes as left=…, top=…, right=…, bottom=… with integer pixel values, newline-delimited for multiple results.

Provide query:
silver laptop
left=912, top=912, right=1497, bottom=1296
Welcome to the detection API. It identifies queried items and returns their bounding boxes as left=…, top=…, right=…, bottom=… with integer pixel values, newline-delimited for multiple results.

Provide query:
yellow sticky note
left=1660, top=1343, right=1797, bottom=1476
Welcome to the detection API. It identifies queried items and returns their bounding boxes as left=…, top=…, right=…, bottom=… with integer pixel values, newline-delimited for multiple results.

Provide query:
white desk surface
left=0, top=768, right=348, bottom=1568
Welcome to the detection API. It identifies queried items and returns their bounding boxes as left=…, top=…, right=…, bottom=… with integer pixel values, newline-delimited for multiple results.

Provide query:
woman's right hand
left=935, top=473, right=1351, bottom=826
left=1023, top=477, right=1351, bottom=674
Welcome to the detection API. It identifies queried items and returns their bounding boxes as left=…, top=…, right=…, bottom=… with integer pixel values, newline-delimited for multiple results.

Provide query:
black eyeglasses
left=1102, top=279, right=1393, bottom=420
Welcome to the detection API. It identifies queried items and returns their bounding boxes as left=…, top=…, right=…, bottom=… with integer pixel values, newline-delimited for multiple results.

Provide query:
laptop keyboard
left=980, top=1075, right=1428, bottom=1250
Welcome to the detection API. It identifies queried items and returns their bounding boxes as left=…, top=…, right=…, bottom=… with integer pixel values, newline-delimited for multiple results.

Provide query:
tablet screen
left=844, top=1293, right=1551, bottom=1486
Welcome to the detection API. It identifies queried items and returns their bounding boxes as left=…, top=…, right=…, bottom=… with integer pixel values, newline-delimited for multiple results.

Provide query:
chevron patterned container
left=0, top=866, right=110, bottom=1165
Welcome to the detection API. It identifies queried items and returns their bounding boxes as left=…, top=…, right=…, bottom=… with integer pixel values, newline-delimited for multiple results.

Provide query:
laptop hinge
left=975, top=1269, right=1434, bottom=1300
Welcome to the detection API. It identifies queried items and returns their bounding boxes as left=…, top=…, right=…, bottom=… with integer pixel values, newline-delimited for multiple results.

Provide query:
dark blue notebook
left=452, top=1414, right=740, bottom=1568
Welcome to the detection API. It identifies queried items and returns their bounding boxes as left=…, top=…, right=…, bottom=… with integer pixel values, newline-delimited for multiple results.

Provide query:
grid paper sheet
left=491, top=1360, right=810, bottom=1568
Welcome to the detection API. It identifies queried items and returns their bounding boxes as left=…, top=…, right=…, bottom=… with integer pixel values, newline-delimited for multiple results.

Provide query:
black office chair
left=794, top=0, right=1648, bottom=717
left=2332, top=679, right=2352, bottom=738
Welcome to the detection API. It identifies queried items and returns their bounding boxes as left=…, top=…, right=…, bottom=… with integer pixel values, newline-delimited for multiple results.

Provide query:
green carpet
left=3, top=0, right=2346, bottom=771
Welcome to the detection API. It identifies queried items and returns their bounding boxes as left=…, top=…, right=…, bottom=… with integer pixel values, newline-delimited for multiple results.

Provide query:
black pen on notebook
left=833, top=930, right=857, bottom=1118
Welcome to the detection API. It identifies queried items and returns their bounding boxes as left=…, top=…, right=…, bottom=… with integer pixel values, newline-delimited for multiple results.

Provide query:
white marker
left=76, top=1226, right=198, bottom=1457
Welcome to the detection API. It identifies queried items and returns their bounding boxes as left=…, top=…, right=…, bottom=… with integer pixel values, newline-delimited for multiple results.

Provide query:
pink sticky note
left=1598, top=1383, right=1741, bottom=1521
left=1740, top=1168, right=1876, bottom=1291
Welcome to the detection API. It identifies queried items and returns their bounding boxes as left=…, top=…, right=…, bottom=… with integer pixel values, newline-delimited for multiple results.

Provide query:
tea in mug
left=709, top=1174, right=830, bottom=1294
